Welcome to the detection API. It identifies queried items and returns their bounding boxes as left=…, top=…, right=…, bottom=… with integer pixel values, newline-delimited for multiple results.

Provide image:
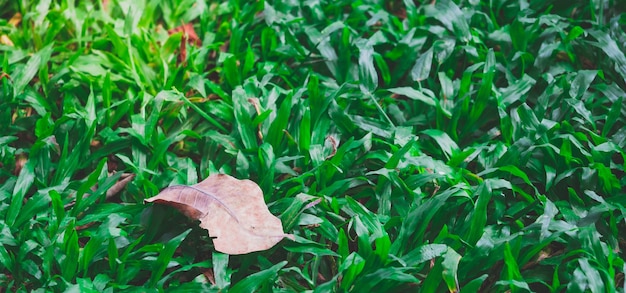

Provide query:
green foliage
left=1, top=0, right=625, bottom=291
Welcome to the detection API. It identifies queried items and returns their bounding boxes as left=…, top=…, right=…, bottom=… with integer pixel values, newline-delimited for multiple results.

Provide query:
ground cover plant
left=1, top=0, right=625, bottom=291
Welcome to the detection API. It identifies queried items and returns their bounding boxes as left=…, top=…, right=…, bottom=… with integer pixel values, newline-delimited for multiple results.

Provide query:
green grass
left=1, top=0, right=625, bottom=291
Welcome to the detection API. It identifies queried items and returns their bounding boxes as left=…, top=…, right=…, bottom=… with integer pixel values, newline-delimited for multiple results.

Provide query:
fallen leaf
left=9, top=13, right=21, bottom=27
left=145, top=174, right=294, bottom=255
left=65, top=172, right=136, bottom=210
left=106, top=173, right=135, bottom=200
left=168, top=23, right=200, bottom=46
left=203, top=269, right=216, bottom=285
left=167, top=23, right=201, bottom=65
left=14, top=153, right=28, bottom=175
left=0, top=35, right=14, bottom=47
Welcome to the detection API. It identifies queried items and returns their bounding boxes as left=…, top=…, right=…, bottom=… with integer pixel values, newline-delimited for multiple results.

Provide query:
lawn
left=1, top=0, right=625, bottom=291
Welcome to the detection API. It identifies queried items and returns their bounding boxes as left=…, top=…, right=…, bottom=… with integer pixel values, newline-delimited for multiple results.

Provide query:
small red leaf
left=168, top=23, right=201, bottom=47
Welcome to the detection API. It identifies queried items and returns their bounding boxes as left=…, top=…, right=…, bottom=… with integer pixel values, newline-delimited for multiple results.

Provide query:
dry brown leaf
left=0, top=35, right=14, bottom=47
left=9, top=13, right=22, bottom=27
left=168, top=23, right=200, bottom=46
left=106, top=173, right=135, bottom=200
left=14, top=153, right=28, bottom=175
left=167, top=23, right=201, bottom=65
left=65, top=172, right=136, bottom=210
left=203, top=269, right=216, bottom=285
left=145, top=174, right=293, bottom=255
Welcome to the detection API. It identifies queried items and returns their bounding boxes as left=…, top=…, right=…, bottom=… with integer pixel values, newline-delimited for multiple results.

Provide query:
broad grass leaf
left=401, top=244, right=447, bottom=266
left=6, top=158, right=35, bottom=226
left=145, top=174, right=293, bottom=255
left=602, top=96, right=622, bottom=136
left=212, top=252, right=230, bottom=289
left=13, top=191, right=51, bottom=230
left=411, top=49, right=434, bottom=82
left=510, top=19, right=527, bottom=52
left=589, top=30, right=626, bottom=81
left=229, top=261, right=287, bottom=292
left=460, top=275, right=488, bottom=293
left=502, top=242, right=529, bottom=292
left=12, top=44, right=53, bottom=97
left=441, top=247, right=461, bottom=292
left=223, top=54, right=240, bottom=88
left=62, top=221, right=79, bottom=281
left=424, top=0, right=470, bottom=42
left=232, top=86, right=258, bottom=149
left=353, top=267, right=419, bottom=291
left=148, top=229, right=191, bottom=287
left=357, top=40, right=378, bottom=93
left=388, top=87, right=437, bottom=107
left=285, top=235, right=340, bottom=257
left=107, top=238, right=118, bottom=273
left=421, top=129, right=459, bottom=159
left=374, top=53, right=391, bottom=85
left=385, top=138, right=415, bottom=169
left=466, top=183, right=491, bottom=245
left=433, top=38, right=456, bottom=64
left=438, top=71, right=454, bottom=102
left=469, top=49, right=495, bottom=126
left=499, top=74, right=535, bottom=108
left=390, top=187, right=455, bottom=255
left=0, top=222, right=16, bottom=272
left=299, top=110, right=311, bottom=152
left=577, top=258, right=606, bottom=293
left=339, top=252, right=366, bottom=291
left=569, top=70, right=597, bottom=99
left=565, top=98, right=594, bottom=126
left=266, top=93, right=292, bottom=149
left=350, top=113, right=395, bottom=139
